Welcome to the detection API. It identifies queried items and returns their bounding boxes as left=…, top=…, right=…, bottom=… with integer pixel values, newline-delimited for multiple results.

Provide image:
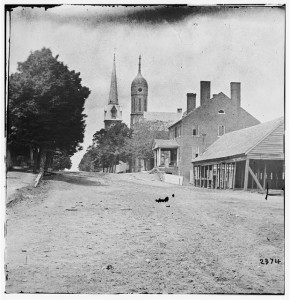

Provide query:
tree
left=79, top=122, right=132, bottom=172
left=8, top=48, right=90, bottom=173
left=52, top=151, right=72, bottom=171
left=78, top=147, right=101, bottom=172
left=124, top=120, right=169, bottom=170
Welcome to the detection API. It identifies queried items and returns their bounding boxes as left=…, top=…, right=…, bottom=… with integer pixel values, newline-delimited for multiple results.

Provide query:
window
left=192, top=125, right=199, bottom=136
left=218, top=125, right=225, bottom=137
left=111, top=106, right=117, bottom=119
left=174, top=124, right=181, bottom=138
left=218, top=109, right=225, bottom=114
left=139, top=98, right=141, bottom=111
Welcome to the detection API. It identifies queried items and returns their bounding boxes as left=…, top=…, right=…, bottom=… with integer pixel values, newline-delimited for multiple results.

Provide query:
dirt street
left=5, top=171, right=284, bottom=294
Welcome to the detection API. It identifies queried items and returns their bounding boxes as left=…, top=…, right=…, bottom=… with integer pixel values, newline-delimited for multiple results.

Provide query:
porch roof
left=152, top=139, right=179, bottom=150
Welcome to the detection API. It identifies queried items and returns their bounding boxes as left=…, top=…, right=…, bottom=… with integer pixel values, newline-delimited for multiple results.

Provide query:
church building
left=130, top=55, right=148, bottom=128
left=130, top=56, right=182, bottom=129
left=104, top=54, right=123, bottom=129
left=130, top=56, right=182, bottom=172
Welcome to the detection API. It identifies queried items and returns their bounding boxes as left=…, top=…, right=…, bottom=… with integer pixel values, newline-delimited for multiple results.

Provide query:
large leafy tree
left=124, top=120, right=169, bottom=161
left=8, top=48, right=90, bottom=171
left=79, top=122, right=132, bottom=172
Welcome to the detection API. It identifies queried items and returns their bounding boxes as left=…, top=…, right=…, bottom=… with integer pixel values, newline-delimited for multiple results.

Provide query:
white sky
left=8, top=5, right=285, bottom=170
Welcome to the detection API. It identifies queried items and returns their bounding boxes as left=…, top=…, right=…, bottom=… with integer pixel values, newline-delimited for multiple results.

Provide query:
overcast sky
left=8, top=5, right=285, bottom=170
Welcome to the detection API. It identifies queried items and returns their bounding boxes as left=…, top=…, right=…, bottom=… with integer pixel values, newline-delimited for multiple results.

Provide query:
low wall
left=163, top=174, right=183, bottom=185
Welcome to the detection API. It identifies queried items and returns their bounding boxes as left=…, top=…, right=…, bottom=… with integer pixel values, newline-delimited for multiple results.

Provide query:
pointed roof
left=192, top=117, right=284, bottom=163
left=131, top=55, right=148, bottom=89
left=108, top=54, right=118, bottom=105
left=138, top=55, right=141, bottom=74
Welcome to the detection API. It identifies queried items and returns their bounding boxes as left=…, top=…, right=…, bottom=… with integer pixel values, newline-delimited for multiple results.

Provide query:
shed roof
left=192, top=117, right=284, bottom=163
left=153, top=139, right=179, bottom=150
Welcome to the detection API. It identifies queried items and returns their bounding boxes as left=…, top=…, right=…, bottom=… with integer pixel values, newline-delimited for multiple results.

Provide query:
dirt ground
left=5, top=171, right=284, bottom=294
left=6, top=171, right=37, bottom=203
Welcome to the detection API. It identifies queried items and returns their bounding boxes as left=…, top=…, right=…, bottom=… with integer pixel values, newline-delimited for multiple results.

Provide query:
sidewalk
left=6, top=170, right=37, bottom=204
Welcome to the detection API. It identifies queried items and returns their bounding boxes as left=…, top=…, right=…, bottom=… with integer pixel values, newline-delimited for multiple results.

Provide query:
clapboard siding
left=248, top=123, right=284, bottom=158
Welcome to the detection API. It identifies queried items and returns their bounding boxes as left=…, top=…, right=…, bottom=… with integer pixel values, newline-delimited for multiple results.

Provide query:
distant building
left=130, top=56, right=182, bottom=129
left=130, top=55, right=148, bottom=128
left=153, top=81, right=260, bottom=181
left=130, top=56, right=182, bottom=172
left=104, top=54, right=123, bottom=129
left=192, top=117, right=284, bottom=191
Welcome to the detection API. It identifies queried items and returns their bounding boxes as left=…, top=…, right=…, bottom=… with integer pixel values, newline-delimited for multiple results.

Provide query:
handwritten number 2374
left=260, top=258, right=281, bottom=264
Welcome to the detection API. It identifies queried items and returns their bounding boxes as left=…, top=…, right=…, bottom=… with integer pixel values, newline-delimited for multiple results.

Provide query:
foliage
left=124, top=120, right=169, bottom=161
left=79, top=122, right=132, bottom=172
left=52, top=152, right=72, bottom=171
left=78, top=148, right=100, bottom=172
left=8, top=48, right=91, bottom=162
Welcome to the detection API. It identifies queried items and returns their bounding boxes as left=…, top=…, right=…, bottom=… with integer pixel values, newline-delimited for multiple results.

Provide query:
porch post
left=206, top=166, right=208, bottom=188
left=156, top=149, right=159, bottom=166
left=224, top=163, right=227, bottom=189
left=199, top=166, right=202, bottom=187
left=263, top=162, right=267, bottom=189
left=232, top=162, right=236, bottom=190
left=244, top=158, right=250, bottom=191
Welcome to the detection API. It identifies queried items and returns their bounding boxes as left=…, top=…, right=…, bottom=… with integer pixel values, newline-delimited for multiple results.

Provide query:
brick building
left=153, top=81, right=260, bottom=181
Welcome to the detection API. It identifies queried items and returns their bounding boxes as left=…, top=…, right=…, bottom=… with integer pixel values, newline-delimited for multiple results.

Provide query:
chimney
left=177, top=108, right=182, bottom=114
left=231, top=82, right=241, bottom=107
left=200, top=81, right=211, bottom=106
left=187, top=93, right=196, bottom=112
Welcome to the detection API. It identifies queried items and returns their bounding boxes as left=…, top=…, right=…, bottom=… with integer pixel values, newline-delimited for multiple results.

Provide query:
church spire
left=108, top=54, right=118, bottom=105
left=138, top=55, right=141, bottom=74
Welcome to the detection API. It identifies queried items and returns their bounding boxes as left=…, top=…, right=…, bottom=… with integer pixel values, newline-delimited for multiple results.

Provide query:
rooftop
left=144, top=111, right=182, bottom=124
left=192, top=117, right=284, bottom=163
left=153, top=139, right=179, bottom=150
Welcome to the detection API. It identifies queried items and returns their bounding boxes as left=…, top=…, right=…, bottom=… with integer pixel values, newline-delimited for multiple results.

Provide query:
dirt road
left=5, top=171, right=284, bottom=294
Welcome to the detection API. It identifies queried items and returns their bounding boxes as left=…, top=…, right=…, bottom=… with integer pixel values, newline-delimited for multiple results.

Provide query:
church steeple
left=104, top=53, right=122, bottom=129
left=138, top=55, right=141, bottom=74
left=108, top=54, right=118, bottom=105
left=130, top=55, right=148, bottom=128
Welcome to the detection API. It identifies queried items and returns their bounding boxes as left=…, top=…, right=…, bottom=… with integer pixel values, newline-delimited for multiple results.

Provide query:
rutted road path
left=5, top=171, right=284, bottom=294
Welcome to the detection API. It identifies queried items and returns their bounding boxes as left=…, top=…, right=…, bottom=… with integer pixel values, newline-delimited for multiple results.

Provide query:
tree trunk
left=45, top=151, right=54, bottom=172
left=35, top=148, right=42, bottom=172
left=39, top=149, right=47, bottom=174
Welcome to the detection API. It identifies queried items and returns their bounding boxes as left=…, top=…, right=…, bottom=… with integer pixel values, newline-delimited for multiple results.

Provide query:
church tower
left=130, top=55, right=148, bottom=128
left=104, top=54, right=122, bottom=129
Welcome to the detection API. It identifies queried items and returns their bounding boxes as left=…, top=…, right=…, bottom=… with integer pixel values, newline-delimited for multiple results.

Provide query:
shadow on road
left=45, top=173, right=104, bottom=187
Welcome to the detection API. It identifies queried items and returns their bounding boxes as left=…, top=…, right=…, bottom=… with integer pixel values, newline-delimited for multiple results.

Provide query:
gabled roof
left=144, top=112, right=182, bottom=124
left=153, top=139, right=179, bottom=150
left=192, top=117, right=284, bottom=163
left=169, top=92, right=231, bottom=129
